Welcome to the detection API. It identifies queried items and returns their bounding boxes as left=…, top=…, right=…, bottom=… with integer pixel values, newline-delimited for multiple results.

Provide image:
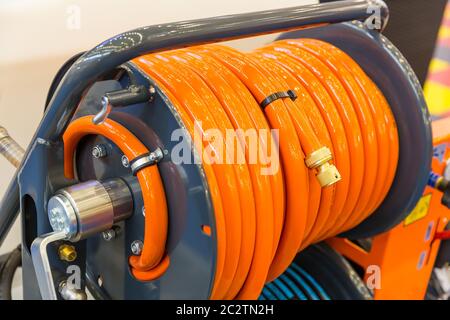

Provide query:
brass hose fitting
left=305, top=146, right=341, bottom=187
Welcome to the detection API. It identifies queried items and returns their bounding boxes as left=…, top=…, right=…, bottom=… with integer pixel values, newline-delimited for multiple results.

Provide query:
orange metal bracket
left=330, top=116, right=450, bottom=300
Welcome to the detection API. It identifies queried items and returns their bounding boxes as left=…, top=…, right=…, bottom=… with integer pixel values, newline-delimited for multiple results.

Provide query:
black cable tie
left=260, top=89, right=297, bottom=109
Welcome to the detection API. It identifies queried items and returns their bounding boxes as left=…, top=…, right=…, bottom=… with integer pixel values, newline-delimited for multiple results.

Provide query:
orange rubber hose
left=202, top=45, right=312, bottom=283
left=61, top=38, right=399, bottom=300
left=160, top=51, right=259, bottom=299
left=62, top=116, right=170, bottom=280
left=162, top=49, right=283, bottom=299
left=301, top=39, right=398, bottom=231
left=282, top=40, right=379, bottom=236
left=262, top=43, right=366, bottom=235
left=249, top=51, right=336, bottom=246
left=134, top=40, right=398, bottom=297
left=252, top=48, right=350, bottom=246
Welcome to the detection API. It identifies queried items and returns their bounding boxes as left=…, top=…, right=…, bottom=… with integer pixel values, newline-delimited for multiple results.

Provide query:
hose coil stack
left=63, top=38, right=399, bottom=299
left=125, top=38, right=399, bottom=299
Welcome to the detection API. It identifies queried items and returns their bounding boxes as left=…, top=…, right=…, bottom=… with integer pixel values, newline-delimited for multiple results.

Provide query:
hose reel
left=0, top=0, right=431, bottom=300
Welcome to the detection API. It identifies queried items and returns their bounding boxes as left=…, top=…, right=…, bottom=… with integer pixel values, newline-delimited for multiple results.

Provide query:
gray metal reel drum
left=72, top=65, right=217, bottom=299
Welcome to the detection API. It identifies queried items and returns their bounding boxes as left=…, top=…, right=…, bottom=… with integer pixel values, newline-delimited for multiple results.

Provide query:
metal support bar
left=0, top=0, right=389, bottom=245
left=42, top=0, right=389, bottom=141
left=30, top=231, right=67, bottom=300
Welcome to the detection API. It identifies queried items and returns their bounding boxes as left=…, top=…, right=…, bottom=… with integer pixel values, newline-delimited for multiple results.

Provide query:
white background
left=0, top=0, right=315, bottom=297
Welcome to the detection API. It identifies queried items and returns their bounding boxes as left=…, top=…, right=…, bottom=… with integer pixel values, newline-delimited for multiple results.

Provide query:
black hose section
left=0, top=175, right=19, bottom=247
left=0, top=245, right=22, bottom=300
left=85, top=268, right=110, bottom=300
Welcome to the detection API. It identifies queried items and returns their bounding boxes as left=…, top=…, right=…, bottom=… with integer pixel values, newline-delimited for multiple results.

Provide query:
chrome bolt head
left=102, top=229, right=116, bottom=241
left=149, top=148, right=164, bottom=162
left=149, top=86, right=156, bottom=102
left=92, top=144, right=107, bottom=159
left=131, top=240, right=143, bottom=255
left=121, top=155, right=129, bottom=168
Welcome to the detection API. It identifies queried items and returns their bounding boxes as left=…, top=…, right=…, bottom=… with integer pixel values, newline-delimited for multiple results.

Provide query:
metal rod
left=0, top=0, right=388, bottom=245
left=0, top=126, right=23, bottom=245
left=44, top=0, right=388, bottom=141
left=0, top=126, right=25, bottom=168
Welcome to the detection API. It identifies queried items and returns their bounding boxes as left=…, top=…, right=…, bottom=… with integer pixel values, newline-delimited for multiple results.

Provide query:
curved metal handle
left=92, top=85, right=154, bottom=124
left=43, top=0, right=387, bottom=140
left=0, top=0, right=389, bottom=252
left=92, top=96, right=112, bottom=125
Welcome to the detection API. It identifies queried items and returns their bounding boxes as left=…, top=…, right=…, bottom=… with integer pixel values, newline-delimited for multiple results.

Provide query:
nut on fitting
left=305, top=147, right=341, bottom=187
left=316, top=162, right=341, bottom=187
left=305, top=146, right=333, bottom=168
left=58, top=244, right=77, bottom=262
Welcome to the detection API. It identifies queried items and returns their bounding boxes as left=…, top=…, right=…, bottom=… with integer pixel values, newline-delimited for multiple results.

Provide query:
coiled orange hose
left=62, top=117, right=170, bottom=280
left=130, top=38, right=398, bottom=300
left=63, top=38, right=399, bottom=300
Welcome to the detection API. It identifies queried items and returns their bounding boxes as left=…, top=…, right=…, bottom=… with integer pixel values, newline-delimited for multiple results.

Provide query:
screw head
left=49, top=207, right=70, bottom=234
left=149, top=147, right=164, bottom=163
left=121, top=155, right=129, bottom=168
left=92, top=144, right=107, bottom=159
left=148, top=86, right=156, bottom=102
left=131, top=240, right=143, bottom=255
left=102, top=229, right=116, bottom=241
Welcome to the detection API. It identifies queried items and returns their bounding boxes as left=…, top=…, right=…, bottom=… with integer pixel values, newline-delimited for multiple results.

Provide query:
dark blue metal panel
left=72, top=64, right=216, bottom=299
left=18, top=136, right=83, bottom=299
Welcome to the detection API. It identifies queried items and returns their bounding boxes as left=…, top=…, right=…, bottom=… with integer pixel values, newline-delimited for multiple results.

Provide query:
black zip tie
left=260, top=89, right=297, bottom=109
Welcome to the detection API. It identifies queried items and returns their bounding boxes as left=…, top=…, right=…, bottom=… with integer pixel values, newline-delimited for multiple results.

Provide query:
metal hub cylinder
left=47, top=179, right=133, bottom=241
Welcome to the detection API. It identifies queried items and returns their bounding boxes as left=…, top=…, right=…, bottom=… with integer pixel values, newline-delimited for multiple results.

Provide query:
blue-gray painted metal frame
left=74, top=68, right=216, bottom=299
left=0, top=0, right=387, bottom=249
left=0, top=0, right=392, bottom=299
